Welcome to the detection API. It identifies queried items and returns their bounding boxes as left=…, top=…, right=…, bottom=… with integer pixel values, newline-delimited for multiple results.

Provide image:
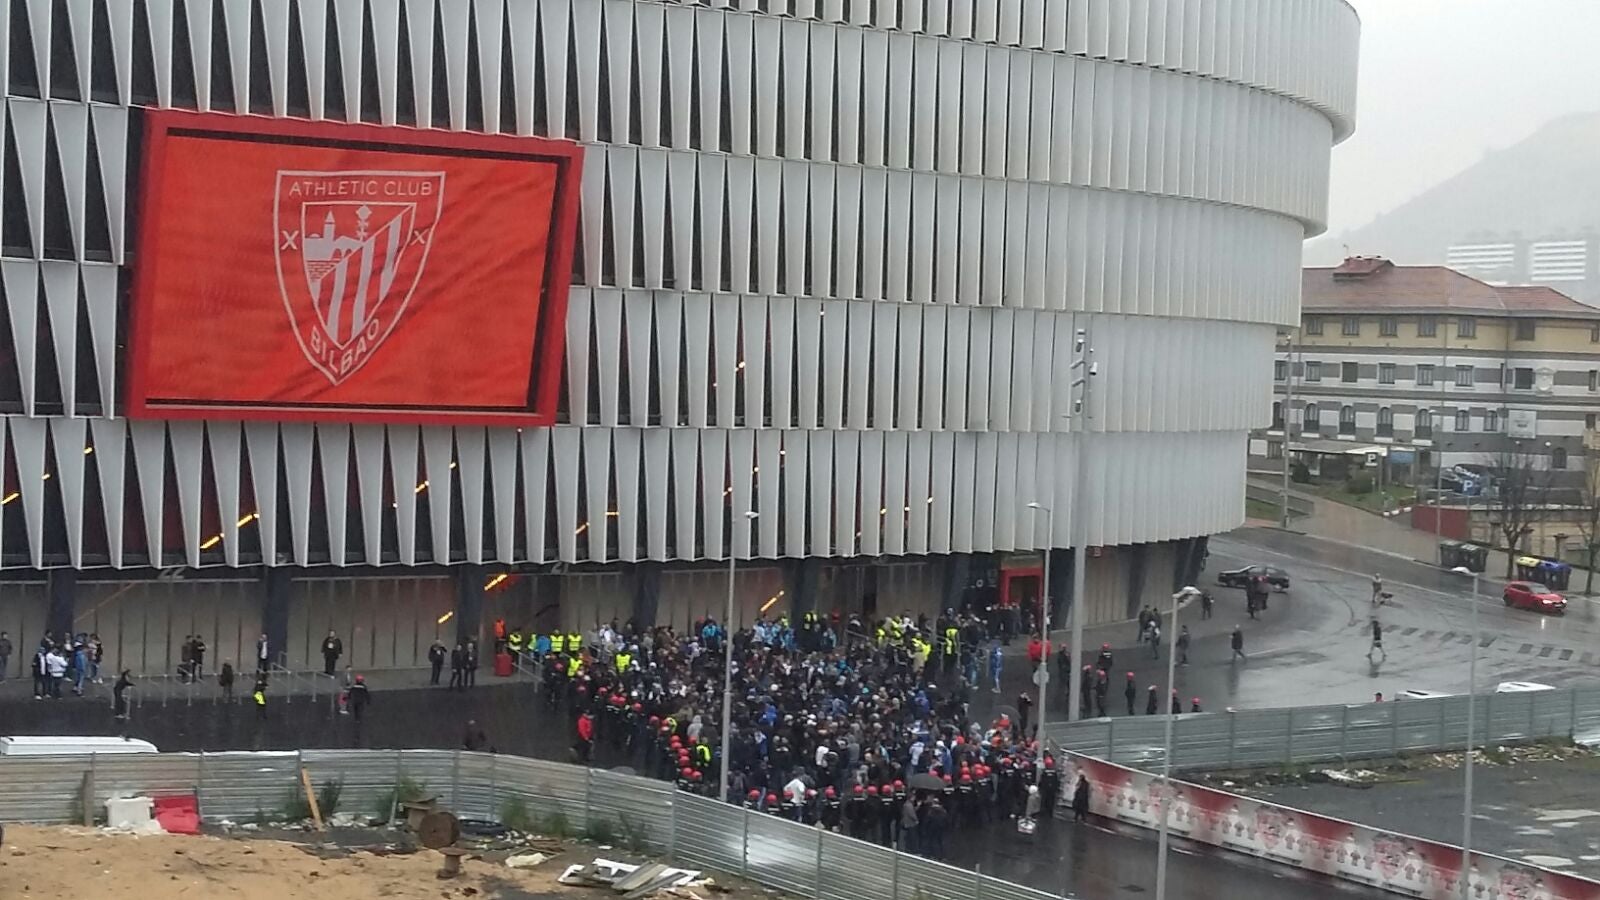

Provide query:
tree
left=1484, top=445, right=1556, bottom=579
left=1575, top=455, right=1600, bottom=595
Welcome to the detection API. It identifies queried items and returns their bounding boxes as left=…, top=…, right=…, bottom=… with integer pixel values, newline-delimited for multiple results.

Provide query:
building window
left=1342, top=317, right=1361, bottom=336
left=1306, top=316, right=1323, bottom=336
left=1274, top=359, right=1288, bottom=382
left=1376, top=407, right=1394, bottom=437
left=1455, top=365, right=1474, bottom=387
left=1553, top=447, right=1569, bottom=469
left=1416, top=408, right=1433, bottom=439
left=1378, top=363, right=1396, bottom=384
left=1455, top=409, right=1471, bottom=431
left=1590, top=370, right=1598, bottom=393
left=1305, top=361, right=1322, bottom=382
left=1266, top=441, right=1284, bottom=460
left=1514, top=367, right=1534, bottom=390
left=1515, top=319, right=1537, bottom=341
left=1418, top=317, right=1438, bottom=338
left=1484, top=410, right=1498, bottom=432
left=1591, top=323, right=1600, bottom=343
left=1379, top=317, right=1398, bottom=337
left=1341, top=362, right=1358, bottom=383
left=1339, top=405, right=1356, bottom=435
left=1458, top=317, right=1477, bottom=338
left=1271, top=401, right=1284, bottom=430
left=1588, top=413, right=1597, bottom=430
left=1416, top=364, right=1434, bottom=386
left=1304, top=403, right=1320, bottom=430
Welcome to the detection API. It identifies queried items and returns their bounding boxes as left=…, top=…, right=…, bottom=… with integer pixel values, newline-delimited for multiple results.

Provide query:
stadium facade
left=0, top=0, right=1359, bottom=674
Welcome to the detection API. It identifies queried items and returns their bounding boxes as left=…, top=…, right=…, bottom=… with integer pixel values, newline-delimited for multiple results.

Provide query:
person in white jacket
left=44, top=646, right=68, bottom=698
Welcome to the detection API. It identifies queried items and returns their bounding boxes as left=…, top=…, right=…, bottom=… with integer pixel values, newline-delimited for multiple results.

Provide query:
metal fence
left=1045, top=685, right=1600, bottom=771
left=0, top=750, right=1058, bottom=900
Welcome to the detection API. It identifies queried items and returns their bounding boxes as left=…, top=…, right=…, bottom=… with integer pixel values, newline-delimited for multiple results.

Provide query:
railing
left=0, top=749, right=1055, bottom=900
left=1045, top=686, right=1600, bottom=772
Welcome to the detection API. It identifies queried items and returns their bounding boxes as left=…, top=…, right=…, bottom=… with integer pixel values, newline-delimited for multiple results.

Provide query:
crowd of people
left=25, top=632, right=104, bottom=700
left=496, top=608, right=1091, bottom=857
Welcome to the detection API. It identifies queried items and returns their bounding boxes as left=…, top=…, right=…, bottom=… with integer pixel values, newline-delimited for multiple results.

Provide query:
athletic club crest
left=274, top=170, right=445, bottom=384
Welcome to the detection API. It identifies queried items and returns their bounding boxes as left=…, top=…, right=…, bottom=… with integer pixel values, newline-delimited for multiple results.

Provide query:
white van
left=0, top=735, right=159, bottom=756
left=1494, top=681, right=1555, bottom=694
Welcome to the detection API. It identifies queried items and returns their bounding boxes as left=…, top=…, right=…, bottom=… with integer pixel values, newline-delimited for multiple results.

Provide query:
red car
left=1502, top=581, right=1567, bottom=614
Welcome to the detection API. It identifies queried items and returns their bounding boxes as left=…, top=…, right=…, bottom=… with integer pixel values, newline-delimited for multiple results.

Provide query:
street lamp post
left=1065, top=328, right=1098, bottom=723
left=1027, top=501, right=1054, bottom=774
left=1451, top=565, right=1480, bottom=899
left=1153, top=585, right=1197, bottom=900
left=721, top=510, right=760, bottom=803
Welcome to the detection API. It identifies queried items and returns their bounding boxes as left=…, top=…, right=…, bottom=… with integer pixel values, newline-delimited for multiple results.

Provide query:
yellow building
left=1250, top=257, right=1600, bottom=484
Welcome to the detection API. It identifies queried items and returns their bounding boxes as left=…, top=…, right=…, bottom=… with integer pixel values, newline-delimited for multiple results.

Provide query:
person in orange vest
left=492, top=618, right=507, bottom=653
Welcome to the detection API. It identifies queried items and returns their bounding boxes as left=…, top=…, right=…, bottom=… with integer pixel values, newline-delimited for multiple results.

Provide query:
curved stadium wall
left=0, top=0, right=1358, bottom=634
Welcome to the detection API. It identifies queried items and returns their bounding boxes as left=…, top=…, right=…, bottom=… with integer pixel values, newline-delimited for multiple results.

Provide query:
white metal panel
left=11, top=416, right=47, bottom=568
left=682, top=292, right=713, bottom=428
left=388, top=424, right=420, bottom=565
left=456, top=426, right=487, bottom=563
left=89, top=418, right=125, bottom=567
left=48, top=417, right=86, bottom=566
left=315, top=423, right=352, bottom=566
left=832, top=430, right=859, bottom=557
left=40, top=261, right=78, bottom=416
left=280, top=423, right=315, bottom=566
left=644, top=428, right=670, bottom=559
left=581, top=426, right=610, bottom=562
left=420, top=425, right=455, bottom=565
left=856, top=429, right=884, bottom=555
left=207, top=420, right=243, bottom=567
left=820, top=299, right=848, bottom=430
left=727, top=429, right=755, bottom=557
left=806, top=430, right=833, bottom=556
left=881, top=430, right=907, bottom=555
left=793, top=298, right=823, bottom=430
left=905, top=430, right=933, bottom=554
left=592, top=289, right=624, bottom=426
left=712, top=295, right=740, bottom=426
left=670, top=428, right=699, bottom=559
left=331, top=0, right=363, bottom=120
left=698, top=428, right=727, bottom=559
left=781, top=430, right=806, bottom=558
left=755, top=429, right=782, bottom=556
left=487, top=427, right=519, bottom=563
left=352, top=424, right=386, bottom=567
left=552, top=426, right=582, bottom=561
left=845, top=300, right=873, bottom=430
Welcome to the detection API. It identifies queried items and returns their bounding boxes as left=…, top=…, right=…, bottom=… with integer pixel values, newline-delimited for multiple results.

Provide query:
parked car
left=1502, top=581, right=1567, bottom=615
left=1217, top=565, right=1291, bottom=591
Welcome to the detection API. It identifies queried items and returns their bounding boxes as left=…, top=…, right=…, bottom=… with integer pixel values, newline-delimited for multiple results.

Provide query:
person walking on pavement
left=1367, top=618, right=1386, bottom=662
left=1371, top=573, right=1384, bottom=605
left=1124, top=672, right=1138, bottom=716
left=321, top=630, right=343, bottom=677
left=1190, top=697, right=1203, bottom=713
left=464, top=639, right=480, bottom=688
left=1094, top=670, right=1109, bottom=718
left=1201, top=590, right=1214, bottom=620
left=1096, top=643, right=1114, bottom=672
left=1176, top=625, right=1191, bottom=666
left=44, top=644, right=67, bottom=698
left=113, top=669, right=134, bottom=721
left=1145, top=619, right=1161, bottom=659
left=255, top=633, right=271, bottom=674
left=0, top=630, right=11, bottom=682
left=1170, top=689, right=1183, bottom=715
left=1145, top=684, right=1159, bottom=715
left=1078, top=665, right=1094, bottom=718
left=189, top=635, right=206, bottom=679
left=449, top=643, right=466, bottom=691
left=1072, top=774, right=1091, bottom=823
left=252, top=676, right=268, bottom=720
left=428, top=639, right=447, bottom=686
left=1231, top=625, right=1246, bottom=662
left=218, top=661, right=235, bottom=703
left=1017, top=691, right=1033, bottom=736
left=988, top=643, right=1003, bottom=694
left=347, top=674, right=371, bottom=722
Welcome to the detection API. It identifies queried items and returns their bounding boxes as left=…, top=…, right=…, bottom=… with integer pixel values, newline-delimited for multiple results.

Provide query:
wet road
left=2, top=676, right=1390, bottom=898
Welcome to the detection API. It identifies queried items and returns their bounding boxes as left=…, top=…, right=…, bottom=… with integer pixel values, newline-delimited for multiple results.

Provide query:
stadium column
left=784, top=558, right=822, bottom=619
left=1046, top=548, right=1070, bottom=629
left=454, top=565, right=486, bottom=647
left=263, top=569, right=291, bottom=666
left=941, top=554, right=971, bottom=614
left=46, top=569, right=76, bottom=639
left=632, top=562, right=661, bottom=628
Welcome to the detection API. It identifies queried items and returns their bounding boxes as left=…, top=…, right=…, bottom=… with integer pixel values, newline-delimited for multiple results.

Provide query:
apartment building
left=1250, top=257, right=1600, bottom=483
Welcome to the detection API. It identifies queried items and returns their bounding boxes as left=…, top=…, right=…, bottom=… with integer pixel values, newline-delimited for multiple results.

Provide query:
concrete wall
left=285, top=577, right=453, bottom=671
left=75, top=579, right=260, bottom=678
left=0, top=582, right=48, bottom=679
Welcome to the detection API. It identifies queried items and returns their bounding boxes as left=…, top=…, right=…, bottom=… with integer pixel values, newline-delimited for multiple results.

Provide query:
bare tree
left=1575, top=455, right=1600, bottom=595
left=1483, top=445, right=1557, bottom=579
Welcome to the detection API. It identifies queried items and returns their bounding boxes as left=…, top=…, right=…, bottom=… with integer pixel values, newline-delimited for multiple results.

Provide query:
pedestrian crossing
left=1388, top=626, right=1596, bottom=666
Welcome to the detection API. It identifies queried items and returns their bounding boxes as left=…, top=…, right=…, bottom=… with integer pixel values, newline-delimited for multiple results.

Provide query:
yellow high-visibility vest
left=568, top=632, right=584, bottom=651
left=552, top=634, right=567, bottom=653
left=615, top=652, right=632, bottom=673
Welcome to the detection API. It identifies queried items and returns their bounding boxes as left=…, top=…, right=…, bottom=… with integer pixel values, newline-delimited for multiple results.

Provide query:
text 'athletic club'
left=274, top=170, right=446, bottom=385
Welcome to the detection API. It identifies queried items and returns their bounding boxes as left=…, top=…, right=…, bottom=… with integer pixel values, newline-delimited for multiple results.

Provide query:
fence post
left=1390, top=701, right=1400, bottom=754
left=1338, top=705, right=1349, bottom=762
left=1529, top=691, right=1538, bottom=739
left=1226, top=711, right=1237, bottom=768
left=84, top=753, right=98, bottom=826
left=1106, top=718, right=1116, bottom=763
left=450, top=749, right=462, bottom=811
left=196, top=751, right=205, bottom=820
left=584, top=767, right=595, bottom=830
left=1571, top=688, right=1580, bottom=737
left=1284, top=708, right=1295, bottom=764
left=489, top=753, right=498, bottom=822
left=741, top=806, right=751, bottom=878
left=974, top=863, right=984, bottom=900
left=1484, top=692, right=1493, bottom=747
left=814, top=827, right=824, bottom=900
left=891, top=846, right=900, bottom=899
left=1438, top=698, right=1448, bottom=748
left=668, top=791, right=679, bottom=858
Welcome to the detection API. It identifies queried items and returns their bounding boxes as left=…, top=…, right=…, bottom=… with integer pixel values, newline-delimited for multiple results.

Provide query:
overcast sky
left=1325, top=0, right=1600, bottom=237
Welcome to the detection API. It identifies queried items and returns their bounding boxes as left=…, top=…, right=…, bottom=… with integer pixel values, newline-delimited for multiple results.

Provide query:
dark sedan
left=1217, top=565, right=1291, bottom=591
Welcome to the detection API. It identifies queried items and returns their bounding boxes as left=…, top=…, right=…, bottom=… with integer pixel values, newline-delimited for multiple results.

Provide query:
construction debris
left=557, top=858, right=703, bottom=896
left=505, top=851, right=550, bottom=869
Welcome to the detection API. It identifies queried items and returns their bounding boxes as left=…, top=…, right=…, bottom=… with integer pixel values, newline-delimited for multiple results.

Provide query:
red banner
left=127, top=111, right=582, bottom=425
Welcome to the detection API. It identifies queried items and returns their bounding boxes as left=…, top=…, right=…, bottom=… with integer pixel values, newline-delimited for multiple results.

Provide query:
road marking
left=1520, top=643, right=1535, bottom=655
left=1561, top=649, right=1574, bottom=661
left=1539, top=646, right=1555, bottom=658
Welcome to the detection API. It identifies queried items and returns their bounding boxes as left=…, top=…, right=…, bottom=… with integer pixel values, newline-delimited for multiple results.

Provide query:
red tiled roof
left=1302, top=259, right=1600, bottom=318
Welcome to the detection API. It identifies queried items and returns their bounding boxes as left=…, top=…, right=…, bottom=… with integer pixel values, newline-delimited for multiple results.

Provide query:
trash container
left=493, top=651, right=513, bottom=677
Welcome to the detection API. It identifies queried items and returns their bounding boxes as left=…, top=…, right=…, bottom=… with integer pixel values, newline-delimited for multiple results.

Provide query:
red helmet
left=866, top=785, right=879, bottom=796
left=893, top=780, right=904, bottom=789
left=852, top=785, right=864, bottom=795
left=689, top=771, right=702, bottom=781
left=805, top=789, right=817, bottom=799
left=1127, top=672, right=1135, bottom=678
left=748, top=790, right=761, bottom=800
left=766, top=793, right=778, bottom=805
left=632, top=702, right=643, bottom=713
left=960, top=773, right=973, bottom=783
left=648, top=715, right=660, bottom=726
left=353, top=674, right=364, bottom=683
left=825, top=787, right=837, bottom=799
left=1101, top=643, right=1110, bottom=650
left=942, top=775, right=953, bottom=785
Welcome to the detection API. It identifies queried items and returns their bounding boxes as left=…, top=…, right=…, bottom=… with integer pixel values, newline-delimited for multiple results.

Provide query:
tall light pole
left=1278, top=331, right=1300, bottom=529
left=1451, top=565, right=1480, bottom=899
left=1065, top=327, right=1098, bottom=723
left=721, top=510, right=760, bottom=803
left=1153, top=585, right=1196, bottom=900
left=1027, top=501, right=1054, bottom=774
